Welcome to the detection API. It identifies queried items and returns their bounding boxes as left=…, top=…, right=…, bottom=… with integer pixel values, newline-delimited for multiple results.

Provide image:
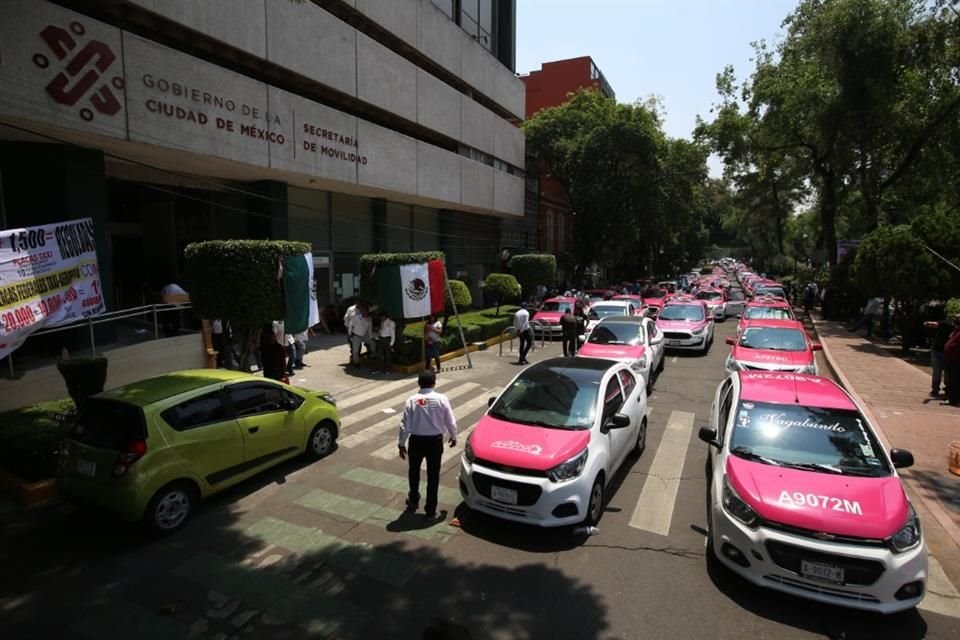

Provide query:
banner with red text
left=0, top=218, right=105, bottom=359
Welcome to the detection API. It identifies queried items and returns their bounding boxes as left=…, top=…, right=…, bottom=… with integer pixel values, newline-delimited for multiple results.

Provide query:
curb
left=809, top=316, right=960, bottom=550
left=389, top=332, right=514, bottom=375
left=0, top=467, right=57, bottom=506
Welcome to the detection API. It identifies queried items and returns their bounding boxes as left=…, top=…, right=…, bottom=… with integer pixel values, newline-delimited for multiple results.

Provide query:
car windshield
left=658, top=304, right=704, bottom=321
left=696, top=291, right=722, bottom=301
left=745, top=306, right=793, bottom=321
left=739, top=327, right=807, bottom=351
left=540, top=301, right=572, bottom=313
left=756, top=287, right=786, bottom=298
left=728, top=291, right=745, bottom=301
left=589, top=304, right=627, bottom=319
left=488, top=367, right=600, bottom=430
left=588, top=322, right=644, bottom=345
left=730, top=401, right=892, bottom=477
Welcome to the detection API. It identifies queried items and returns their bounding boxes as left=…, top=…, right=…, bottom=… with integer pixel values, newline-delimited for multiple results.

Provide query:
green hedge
left=446, top=279, right=472, bottom=313
left=0, top=399, right=74, bottom=482
left=508, top=254, right=556, bottom=298
left=946, top=298, right=960, bottom=319
left=359, top=251, right=445, bottom=303
left=393, top=306, right=519, bottom=365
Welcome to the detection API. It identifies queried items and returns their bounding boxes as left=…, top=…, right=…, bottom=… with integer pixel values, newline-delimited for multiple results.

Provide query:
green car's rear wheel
left=144, top=481, right=197, bottom=535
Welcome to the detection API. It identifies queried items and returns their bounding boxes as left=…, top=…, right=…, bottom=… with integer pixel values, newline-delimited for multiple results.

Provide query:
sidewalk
left=810, top=314, right=960, bottom=552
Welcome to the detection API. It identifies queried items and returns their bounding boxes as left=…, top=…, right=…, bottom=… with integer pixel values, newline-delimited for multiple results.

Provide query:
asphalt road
left=1, top=319, right=958, bottom=640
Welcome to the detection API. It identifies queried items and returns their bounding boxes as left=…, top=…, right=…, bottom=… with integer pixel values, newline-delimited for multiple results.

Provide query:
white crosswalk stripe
left=919, top=555, right=960, bottom=618
left=340, top=383, right=480, bottom=448
left=334, top=378, right=418, bottom=412
left=369, top=390, right=499, bottom=460
left=629, top=409, right=696, bottom=535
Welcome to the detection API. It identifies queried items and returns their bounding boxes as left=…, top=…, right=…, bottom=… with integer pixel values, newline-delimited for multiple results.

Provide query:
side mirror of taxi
left=487, top=397, right=496, bottom=408
left=811, top=343, right=823, bottom=351
left=698, top=426, right=720, bottom=448
left=651, top=335, right=663, bottom=345
left=725, top=336, right=735, bottom=346
left=607, top=414, right=631, bottom=429
left=890, top=448, right=914, bottom=469
left=735, top=313, right=742, bottom=319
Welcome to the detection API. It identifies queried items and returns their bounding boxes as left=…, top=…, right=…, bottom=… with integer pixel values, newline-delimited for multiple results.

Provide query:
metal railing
left=497, top=322, right=546, bottom=358
left=4, top=302, right=194, bottom=378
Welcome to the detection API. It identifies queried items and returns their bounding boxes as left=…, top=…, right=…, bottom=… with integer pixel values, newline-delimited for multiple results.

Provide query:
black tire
left=582, top=475, right=605, bottom=526
left=656, top=353, right=665, bottom=373
left=704, top=466, right=719, bottom=564
left=307, top=421, right=336, bottom=459
left=633, top=418, right=647, bottom=456
left=143, top=481, right=197, bottom=536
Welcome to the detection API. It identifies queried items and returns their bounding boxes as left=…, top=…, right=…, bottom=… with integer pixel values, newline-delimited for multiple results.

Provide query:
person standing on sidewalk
left=941, top=313, right=960, bottom=407
left=850, top=296, right=883, bottom=338
left=398, top=368, right=457, bottom=520
left=423, top=314, right=443, bottom=372
left=924, top=312, right=954, bottom=397
left=376, top=310, right=396, bottom=374
left=514, top=303, right=533, bottom=365
left=347, top=305, right=372, bottom=365
left=560, top=307, right=579, bottom=357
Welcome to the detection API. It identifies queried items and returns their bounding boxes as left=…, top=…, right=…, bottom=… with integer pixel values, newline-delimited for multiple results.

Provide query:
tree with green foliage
left=483, top=273, right=520, bottom=315
left=445, top=280, right=472, bottom=314
left=508, top=254, right=556, bottom=301
left=185, top=239, right=311, bottom=369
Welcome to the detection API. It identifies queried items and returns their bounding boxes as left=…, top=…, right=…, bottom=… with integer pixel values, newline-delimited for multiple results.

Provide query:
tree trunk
left=819, top=170, right=839, bottom=267
left=769, top=168, right=785, bottom=255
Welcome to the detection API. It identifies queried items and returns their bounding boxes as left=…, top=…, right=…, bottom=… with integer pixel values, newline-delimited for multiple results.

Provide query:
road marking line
left=295, top=489, right=458, bottom=541
left=370, top=390, right=498, bottom=460
left=342, top=467, right=462, bottom=505
left=919, top=554, right=960, bottom=619
left=628, top=410, right=696, bottom=535
left=339, top=382, right=479, bottom=445
left=334, top=378, right=413, bottom=411
left=670, top=356, right=678, bottom=364
left=242, top=517, right=418, bottom=586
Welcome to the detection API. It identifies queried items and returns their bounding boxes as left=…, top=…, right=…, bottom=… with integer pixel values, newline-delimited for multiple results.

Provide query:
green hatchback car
left=57, top=369, right=339, bottom=534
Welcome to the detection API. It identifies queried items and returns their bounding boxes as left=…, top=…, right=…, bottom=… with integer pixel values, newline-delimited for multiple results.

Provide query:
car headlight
left=888, top=505, right=921, bottom=553
left=725, top=356, right=740, bottom=372
left=464, top=435, right=476, bottom=463
left=722, top=476, right=759, bottom=528
left=692, top=327, right=705, bottom=335
left=318, top=393, right=336, bottom=406
left=797, top=363, right=818, bottom=375
left=631, top=356, right=647, bottom=372
left=547, top=447, right=589, bottom=483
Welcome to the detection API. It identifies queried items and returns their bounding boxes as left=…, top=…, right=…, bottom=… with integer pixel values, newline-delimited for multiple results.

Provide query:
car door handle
left=248, top=426, right=260, bottom=434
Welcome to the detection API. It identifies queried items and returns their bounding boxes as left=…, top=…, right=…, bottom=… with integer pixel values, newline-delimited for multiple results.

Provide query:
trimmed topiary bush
left=392, top=306, right=518, bottom=365
left=56, top=356, right=108, bottom=409
left=508, top=254, right=556, bottom=300
left=484, top=273, right=521, bottom=314
left=946, top=298, right=960, bottom=318
left=445, top=279, right=473, bottom=313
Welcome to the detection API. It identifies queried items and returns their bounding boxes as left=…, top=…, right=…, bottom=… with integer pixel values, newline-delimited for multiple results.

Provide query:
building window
left=431, top=0, right=455, bottom=20
left=590, top=62, right=600, bottom=80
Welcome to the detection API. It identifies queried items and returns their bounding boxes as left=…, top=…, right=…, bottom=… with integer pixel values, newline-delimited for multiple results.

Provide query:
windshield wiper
left=514, top=418, right=566, bottom=429
left=732, top=446, right=782, bottom=467
left=781, top=461, right=844, bottom=474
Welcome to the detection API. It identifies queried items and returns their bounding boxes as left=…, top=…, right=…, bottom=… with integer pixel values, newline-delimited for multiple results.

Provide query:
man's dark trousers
left=518, top=329, right=533, bottom=362
left=562, top=333, right=577, bottom=357
left=408, top=434, right=443, bottom=513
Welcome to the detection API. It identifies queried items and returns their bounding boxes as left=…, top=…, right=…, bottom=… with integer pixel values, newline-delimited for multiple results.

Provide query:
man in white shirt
left=850, top=296, right=883, bottom=338
left=293, top=330, right=309, bottom=369
left=398, top=369, right=457, bottom=519
left=347, top=305, right=372, bottom=365
left=375, top=311, right=396, bottom=373
left=514, top=303, right=533, bottom=365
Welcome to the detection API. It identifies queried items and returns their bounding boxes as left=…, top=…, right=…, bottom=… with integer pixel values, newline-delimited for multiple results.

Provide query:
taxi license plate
left=667, top=339, right=682, bottom=346
left=76, top=459, right=96, bottom=477
left=490, top=485, right=518, bottom=505
left=801, top=560, right=844, bottom=584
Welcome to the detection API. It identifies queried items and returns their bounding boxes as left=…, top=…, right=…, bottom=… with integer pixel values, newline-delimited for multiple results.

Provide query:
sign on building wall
left=0, top=218, right=105, bottom=359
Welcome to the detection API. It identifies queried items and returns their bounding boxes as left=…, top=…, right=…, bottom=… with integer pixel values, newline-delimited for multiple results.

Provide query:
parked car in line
left=737, top=297, right=796, bottom=333
left=532, top=296, right=583, bottom=337
left=460, top=357, right=648, bottom=527
left=695, top=288, right=727, bottom=321
left=58, top=370, right=339, bottom=534
left=578, top=315, right=665, bottom=391
left=724, top=319, right=821, bottom=375
left=655, top=298, right=714, bottom=354
left=584, top=299, right=642, bottom=337
left=699, top=370, right=926, bottom=613
left=724, top=288, right=748, bottom=318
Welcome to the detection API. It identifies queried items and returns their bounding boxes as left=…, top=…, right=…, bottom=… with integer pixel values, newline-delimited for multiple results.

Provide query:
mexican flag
left=283, top=252, right=320, bottom=334
left=377, top=259, right=446, bottom=319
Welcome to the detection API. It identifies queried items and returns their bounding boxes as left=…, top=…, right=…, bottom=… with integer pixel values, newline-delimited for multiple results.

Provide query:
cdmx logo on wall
left=33, top=21, right=124, bottom=122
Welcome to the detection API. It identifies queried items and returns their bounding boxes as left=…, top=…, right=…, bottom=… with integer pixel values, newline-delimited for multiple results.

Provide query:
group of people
left=924, top=311, right=960, bottom=407
left=258, top=321, right=311, bottom=382
left=343, top=302, right=397, bottom=373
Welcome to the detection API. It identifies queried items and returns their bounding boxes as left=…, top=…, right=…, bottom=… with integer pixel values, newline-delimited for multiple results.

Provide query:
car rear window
left=540, top=301, right=572, bottom=312
left=730, top=401, right=892, bottom=477
left=72, top=399, right=147, bottom=450
left=745, top=306, right=792, bottom=321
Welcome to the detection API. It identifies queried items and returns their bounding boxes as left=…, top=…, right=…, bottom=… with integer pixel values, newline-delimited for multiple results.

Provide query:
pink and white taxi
left=655, top=298, right=714, bottom=354
left=532, top=297, right=581, bottom=336
left=460, top=357, right=648, bottom=527
left=699, top=371, right=926, bottom=612
left=577, top=316, right=665, bottom=392
left=725, top=319, right=820, bottom=375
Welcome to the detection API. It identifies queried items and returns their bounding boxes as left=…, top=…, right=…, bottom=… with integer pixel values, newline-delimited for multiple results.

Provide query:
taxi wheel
left=656, top=354, right=665, bottom=373
left=144, top=481, right=197, bottom=536
left=307, top=421, right=337, bottom=460
left=582, top=475, right=605, bottom=526
left=633, top=418, right=647, bottom=456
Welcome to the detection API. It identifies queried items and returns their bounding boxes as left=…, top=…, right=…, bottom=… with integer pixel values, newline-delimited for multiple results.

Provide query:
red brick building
left=520, top=57, right=615, bottom=259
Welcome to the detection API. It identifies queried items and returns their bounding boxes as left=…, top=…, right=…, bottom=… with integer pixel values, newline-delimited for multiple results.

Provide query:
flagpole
left=446, top=273, right=472, bottom=369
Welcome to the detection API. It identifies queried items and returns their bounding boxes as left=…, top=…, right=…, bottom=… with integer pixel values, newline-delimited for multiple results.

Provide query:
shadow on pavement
left=705, top=549, right=928, bottom=639
left=0, top=451, right=610, bottom=640
left=904, top=469, right=960, bottom=516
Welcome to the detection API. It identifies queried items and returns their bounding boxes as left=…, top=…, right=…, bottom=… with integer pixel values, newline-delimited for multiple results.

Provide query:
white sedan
left=577, top=316, right=665, bottom=391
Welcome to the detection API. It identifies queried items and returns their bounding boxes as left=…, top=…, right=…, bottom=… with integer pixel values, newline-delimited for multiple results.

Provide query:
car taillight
left=113, top=440, right=147, bottom=477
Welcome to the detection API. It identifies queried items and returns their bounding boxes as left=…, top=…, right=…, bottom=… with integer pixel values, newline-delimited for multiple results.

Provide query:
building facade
left=0, top=0, right=525, bottom=313
left=519, top=56, right=614, bottom=266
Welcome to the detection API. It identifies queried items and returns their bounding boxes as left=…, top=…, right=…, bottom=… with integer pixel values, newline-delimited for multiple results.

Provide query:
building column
left=245, top=180, right=288, bottom=240
left=371, top=198, right=386, bottom=253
